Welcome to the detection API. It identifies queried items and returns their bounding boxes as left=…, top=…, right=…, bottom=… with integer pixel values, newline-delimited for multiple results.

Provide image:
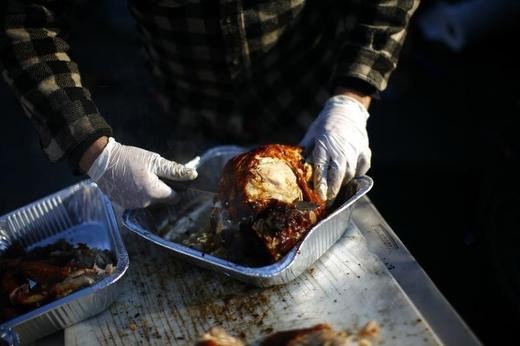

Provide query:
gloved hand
left=87, top=137, right=198, bottom=209
left=300, top=95, right=371, bottom=201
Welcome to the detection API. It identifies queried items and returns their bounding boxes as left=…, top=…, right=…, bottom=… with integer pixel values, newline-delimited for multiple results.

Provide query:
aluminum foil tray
left=123, top=146, right=372, bottom=287
left=0, top=180, right=129, bottom=345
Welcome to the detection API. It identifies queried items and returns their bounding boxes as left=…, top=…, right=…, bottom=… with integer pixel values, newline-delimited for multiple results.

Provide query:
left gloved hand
left=300, top=95, right=371, bottom=201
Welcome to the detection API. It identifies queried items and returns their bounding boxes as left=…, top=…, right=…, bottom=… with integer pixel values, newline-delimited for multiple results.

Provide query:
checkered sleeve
left=0, top=0, right=112, bottom=166
left=335, top=0, right=420, bottom=92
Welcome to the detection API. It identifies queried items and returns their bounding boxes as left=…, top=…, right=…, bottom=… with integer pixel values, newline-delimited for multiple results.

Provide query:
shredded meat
left=195, top=327, right=245, bottom=346
left=211, top=144, right=326, bottom=264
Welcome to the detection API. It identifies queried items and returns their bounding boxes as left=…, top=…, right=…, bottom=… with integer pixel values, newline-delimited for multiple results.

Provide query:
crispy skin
left=211, top=144, right=326, bottom=263
left=18, top=261, right=72, bottom=284
left=260, top=324, right=337, bottom=346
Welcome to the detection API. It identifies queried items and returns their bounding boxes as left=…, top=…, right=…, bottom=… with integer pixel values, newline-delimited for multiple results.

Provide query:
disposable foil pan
left=0, top=181, right=129, bottom=345
left=123, top=146, right=373, bottom=287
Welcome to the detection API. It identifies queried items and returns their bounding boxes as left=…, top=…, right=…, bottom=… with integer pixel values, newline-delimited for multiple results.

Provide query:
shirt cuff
left=67, top=128, right=113, bottom=175
left=332, top=77, right=381, bottom=100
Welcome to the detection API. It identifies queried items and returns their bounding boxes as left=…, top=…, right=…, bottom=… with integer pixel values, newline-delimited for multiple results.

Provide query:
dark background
left=1, top=1, right=519, bottom=344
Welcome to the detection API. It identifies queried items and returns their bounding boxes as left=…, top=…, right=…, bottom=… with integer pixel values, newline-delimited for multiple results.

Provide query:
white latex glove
left=87, top=137, right=198, bottom=209
left=300, top=95, right=371, bottom=201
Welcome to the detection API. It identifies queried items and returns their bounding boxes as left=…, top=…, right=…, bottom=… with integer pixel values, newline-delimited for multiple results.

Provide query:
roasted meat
left=196, top=321, right=381, bottom=346
left=0, top=240, right=115, bottom=323
left=261, top=322, right=381, bottom=346
left=211, top=144, right=326, bottom=264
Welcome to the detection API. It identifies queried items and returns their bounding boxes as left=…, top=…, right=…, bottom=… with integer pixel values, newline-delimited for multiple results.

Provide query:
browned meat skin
left=211, top=144, right=326, bottom=263
left=2, top=262, right=99, bottom=306
left=2, top=258, right=74, bottom=282
left=252, top=200, right=319, bottom=256
left=18, top=261, right=72, bottom=284
left=260, top=324, right=335, bottom=346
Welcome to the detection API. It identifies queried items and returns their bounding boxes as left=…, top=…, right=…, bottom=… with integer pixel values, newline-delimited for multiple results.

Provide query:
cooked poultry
left=0, top=240, right=115, bottom=323
left=211, top=144, right=326, bottom=264
left=2, top=260, right=113, bottom=307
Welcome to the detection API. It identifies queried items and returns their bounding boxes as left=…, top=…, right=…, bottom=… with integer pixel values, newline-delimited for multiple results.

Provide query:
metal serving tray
left=123, top=146, right=372, bottom=287
left=0, top=180, right=129, bottom=345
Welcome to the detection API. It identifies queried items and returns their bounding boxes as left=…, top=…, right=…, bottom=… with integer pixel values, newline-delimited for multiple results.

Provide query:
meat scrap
left=195, top=321, right=381, bottom=346
left=211, top=144, right=326, bottom=265
left=195, top=327, right=245, bottom=346
left=260, top=324, right=348, bottom=346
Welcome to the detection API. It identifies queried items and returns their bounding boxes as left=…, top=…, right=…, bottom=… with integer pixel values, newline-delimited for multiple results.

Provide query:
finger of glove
left=185, top=156, right=201, bottom=170
left=342, top=154, right=357, bottom=187
left=149, top=178, right=176, bottom=201
left=96, top=178, right=148, bottom=210
left=311, top=142, right=329, bottom=201
left=327, top=162, right=346, bottom=201
left=153, top=156, right=198, bottom=181
left=123, top=185, right=174, bottom=209
left=356, top=149, right=372, bottom=177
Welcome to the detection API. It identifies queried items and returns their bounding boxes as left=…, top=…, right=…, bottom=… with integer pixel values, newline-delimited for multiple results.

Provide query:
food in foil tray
left=210, top=144, right=327, bottom=265
left=152, top=144, right=334, bottom=267
left=195, top=321, right=381, bottom=346
left=0, top=239, right=115, bottom=323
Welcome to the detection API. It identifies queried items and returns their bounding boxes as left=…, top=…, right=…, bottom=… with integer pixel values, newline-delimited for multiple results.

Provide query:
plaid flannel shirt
left=1, top=0, right=419, bottom=167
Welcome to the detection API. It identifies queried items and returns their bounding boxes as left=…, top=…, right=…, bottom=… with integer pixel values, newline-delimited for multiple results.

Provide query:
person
left=1, top=0, right=419, bottom=209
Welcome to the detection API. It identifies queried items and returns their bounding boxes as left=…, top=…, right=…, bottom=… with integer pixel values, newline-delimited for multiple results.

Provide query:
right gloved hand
left=299, top=95, right=371, bottom=201
left=87, top=137, right=198, bottom=209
